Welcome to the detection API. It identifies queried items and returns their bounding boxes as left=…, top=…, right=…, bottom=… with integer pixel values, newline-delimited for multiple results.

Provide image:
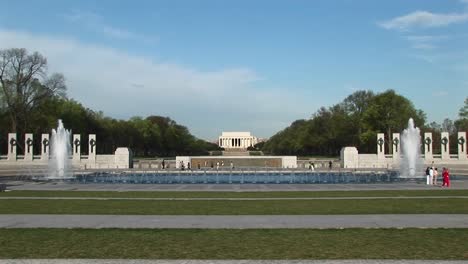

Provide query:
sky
left=0, top=0, right=467, bottom=141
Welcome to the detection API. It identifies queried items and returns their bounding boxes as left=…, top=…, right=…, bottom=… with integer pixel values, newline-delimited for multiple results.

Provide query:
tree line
left=260, top=90, right=468, bottom=156
left=0, top=48, right=219, bottom=156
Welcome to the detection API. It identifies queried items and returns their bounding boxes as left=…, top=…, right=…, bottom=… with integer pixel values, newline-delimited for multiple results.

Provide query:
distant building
left=218, top=132, right=258, bottom=149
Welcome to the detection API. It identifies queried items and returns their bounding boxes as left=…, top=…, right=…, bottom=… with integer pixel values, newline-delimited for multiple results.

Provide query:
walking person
left=442, top=167, right=450, bottom=187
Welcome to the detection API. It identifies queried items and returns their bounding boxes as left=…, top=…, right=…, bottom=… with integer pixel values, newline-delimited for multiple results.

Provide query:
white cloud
left=411, top=43, right=436, bottom=50
left=379, top=11, right=468, bottom=31
left=405, top=35, right=449, bottom=50
left=61, top=10, right=156, bottom=43
left=0, top=29, right=311, bottom=139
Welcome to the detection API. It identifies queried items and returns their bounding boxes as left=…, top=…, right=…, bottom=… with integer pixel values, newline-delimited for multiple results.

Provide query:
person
left=210, top=162, right=214, bottom=169
left=180, top=161, right=185, bottom=171
left=216, top=161, right=220, bottom=170
left=230, top=161, right=234, bottom=170
left=442, top=167, right=450, bottom=187
left=433, top=168, right=438, bottom=185
left=425, top=167, right=430, bottom=185
left=197, top=163, right=201, bottom=170
left=187, top=162, right=191, bottom=170
left=311, top=162, right=315, bottom=171
left=328, top=161, right=332, bottom=170
left=162, top=159, right=165, bottom=169
left=428, top=167, right=434, bottom=186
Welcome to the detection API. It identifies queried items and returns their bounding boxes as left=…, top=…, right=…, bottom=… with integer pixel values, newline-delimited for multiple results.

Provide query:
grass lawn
left=1, top=189, right=467, bottom=198
left=0, top=228, right=467, bottom=259
left=0, top=198, right=467, bottom=214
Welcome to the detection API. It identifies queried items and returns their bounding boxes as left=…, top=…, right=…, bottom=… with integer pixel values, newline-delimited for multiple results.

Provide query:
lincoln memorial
left=218, top=132, right=258, bottom=149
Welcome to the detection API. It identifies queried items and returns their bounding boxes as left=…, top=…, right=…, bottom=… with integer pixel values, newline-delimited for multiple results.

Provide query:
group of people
left=425, top=166, right=450, bottom=187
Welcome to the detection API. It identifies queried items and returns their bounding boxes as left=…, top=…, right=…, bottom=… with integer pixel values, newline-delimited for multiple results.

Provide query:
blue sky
left=1, top=0, right=467, bottom=140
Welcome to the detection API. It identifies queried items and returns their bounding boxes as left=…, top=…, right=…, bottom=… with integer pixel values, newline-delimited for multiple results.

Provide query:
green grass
left=0, top=228, right=467, bottom=259
left=2, top=189, right=467, bottom=198
left=0, top=198, right=467, bottom=214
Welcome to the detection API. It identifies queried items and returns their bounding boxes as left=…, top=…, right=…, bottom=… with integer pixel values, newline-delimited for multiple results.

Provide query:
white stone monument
left=392, top=133, right=400, bottom=161
left=218, top=132, right=258, bottom=149
left=114, top=148, right=131, bottom=168
left=88, top=134, right=96, bottom=161
left=340, top=147, right=359, bottom=168
left=73, top=134, right=81, bottom=161
left=7, top=133, right=17, bottom=161
left=377, top=133, right=385, bottom=160
left=424, top=132, right=433, bottom=161
left=458, top=132, right=467, bottom=160
left=441, top=132, right=450, bottom=160
left=41, top=134, right=50, bottom=161
left=24, top=133, right=33, bottom=161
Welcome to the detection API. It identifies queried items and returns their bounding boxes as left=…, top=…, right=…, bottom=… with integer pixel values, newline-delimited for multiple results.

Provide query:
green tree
left=0, top=48, right=66, bottom=133
left=455, top=97, right=468, bottom=131
left=341, top=90, right=375, bottom=146
left=362, top=90, right=426, bottom=154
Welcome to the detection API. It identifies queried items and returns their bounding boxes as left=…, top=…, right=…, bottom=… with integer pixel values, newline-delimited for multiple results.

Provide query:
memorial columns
left=424, top=132, right=433, bottom=161
left=392, top=133, right=400, bottom=161
left=377, top=133, right=385, bottom=160
left=441, top=132, right=450, bottom=160
left=41, top=134, right=49, bottom=161
left=458, top=132, right=467, bottom=160
left=24, top=133, right=33, bottom=161
left=7, top=133, right=17, bottom=161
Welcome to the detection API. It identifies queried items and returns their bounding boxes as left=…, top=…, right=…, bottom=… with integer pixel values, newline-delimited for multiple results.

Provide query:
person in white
left=428, top=167, right=434, bottom=186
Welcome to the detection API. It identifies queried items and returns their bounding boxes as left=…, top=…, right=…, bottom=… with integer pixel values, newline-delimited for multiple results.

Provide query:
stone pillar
left=424, top=132, right=433, bottom=161
left=7, top=133, right=17, bottom=161
left=458, top=132, right=467, bottom=160
left=441, top=132, right=450, bottom=160
left=73, top=134, right=81, bottom=161
left=340, top=147, right=359, bottom=168
left=41, top=134, right=50, bottom=161
left=392, top=133, right=400, bottom=160
left=88, top=134, right=96, bottom=161
left=377, top=133, right=385, bottom=160
left=24, top=133, right=34, bottom=161
left=114, top=148, right=131, bottom=168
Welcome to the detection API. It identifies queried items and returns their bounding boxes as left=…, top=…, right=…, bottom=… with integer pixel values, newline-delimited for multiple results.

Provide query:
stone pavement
left=1, top=260, right=468, bottom=264
left=3, top=180, right=468, bottom=191
left=1, top=214, right=468, bottom=229
left=1, top=196, right=468, bottom=200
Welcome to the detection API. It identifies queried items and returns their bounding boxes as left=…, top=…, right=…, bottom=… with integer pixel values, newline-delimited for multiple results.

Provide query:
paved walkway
left=1, top=214, right=468, bottom=229
left=1, top=196, right=468, bottom=200
left=0, top=260, right=468, bottom=264
left=3, top=181, right=468, bottom=191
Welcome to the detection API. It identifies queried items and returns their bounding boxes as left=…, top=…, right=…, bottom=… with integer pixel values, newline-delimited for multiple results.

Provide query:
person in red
left=442, top=167, right=450, bottom=187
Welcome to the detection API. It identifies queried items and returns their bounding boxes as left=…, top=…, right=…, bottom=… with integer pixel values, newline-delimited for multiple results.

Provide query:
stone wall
left=176, top=156, right=297, bottom=169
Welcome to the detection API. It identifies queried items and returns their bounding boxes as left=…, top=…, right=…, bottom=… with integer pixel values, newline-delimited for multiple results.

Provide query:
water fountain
left=48, top=119, right=72, bottom=179
left=400, top=118, right=422, bottom=177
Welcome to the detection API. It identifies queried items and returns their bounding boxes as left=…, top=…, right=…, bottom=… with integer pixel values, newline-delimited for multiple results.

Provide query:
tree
left=441, top=118, right=455, bottom=135
left=362, top=90, right=426, bottom=154
left=456, top=97, right=468, bottom=131
left=0, top=48, right=66, bottom=133
left=459, top=97, right=468, bottom=119
left=341, top=90, right=375, bottom=147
